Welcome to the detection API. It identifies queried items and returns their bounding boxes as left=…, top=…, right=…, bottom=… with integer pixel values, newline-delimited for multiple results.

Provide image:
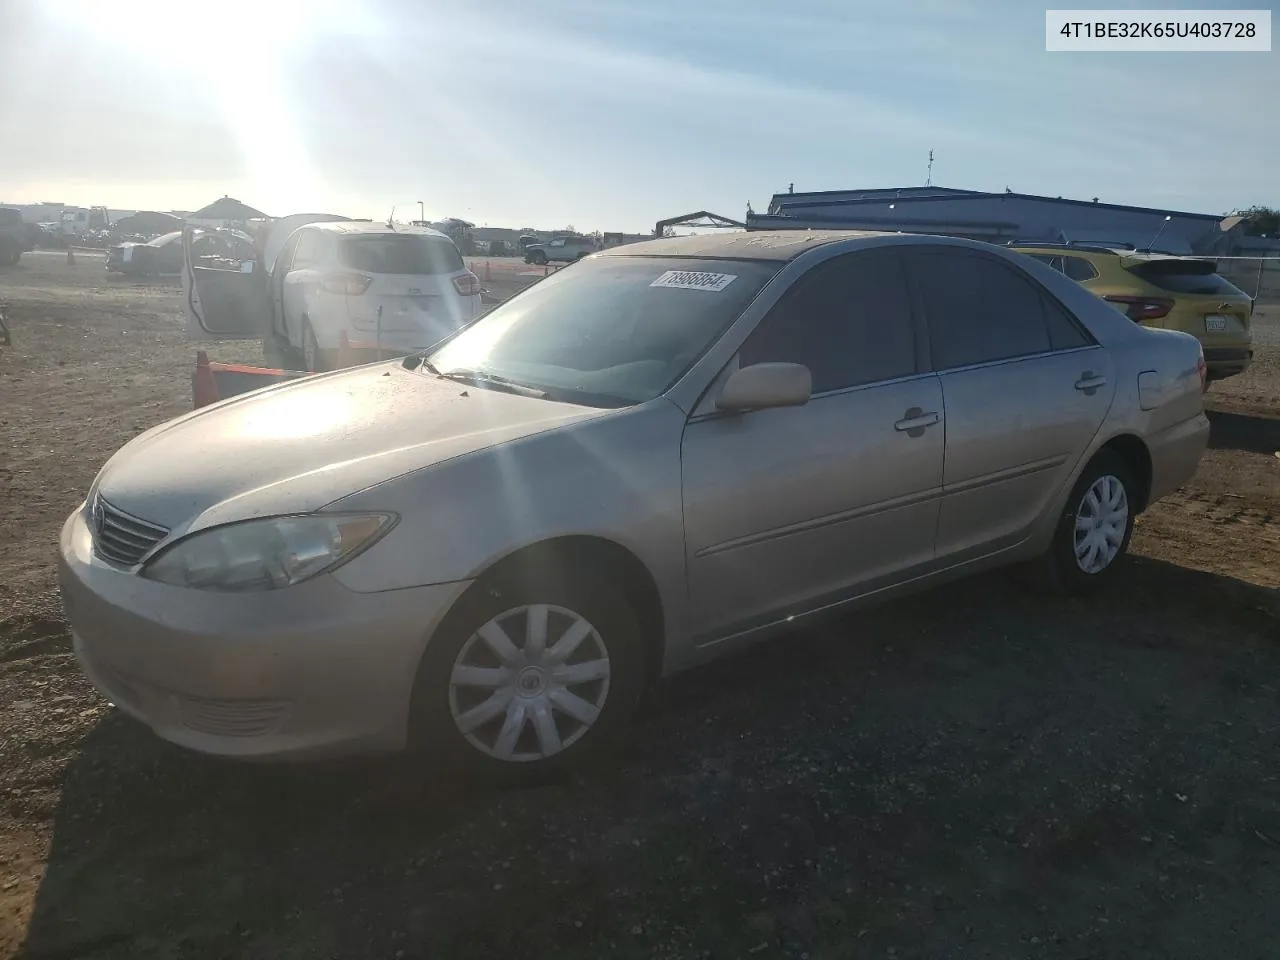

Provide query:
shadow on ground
left=1207, top=408, right=1280, bottom=455
left=17, top=558, right=1280, bottom=960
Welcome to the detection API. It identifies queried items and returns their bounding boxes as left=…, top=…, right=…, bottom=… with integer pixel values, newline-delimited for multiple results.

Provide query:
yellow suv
left=1009, top=242, right=1253, bottom=385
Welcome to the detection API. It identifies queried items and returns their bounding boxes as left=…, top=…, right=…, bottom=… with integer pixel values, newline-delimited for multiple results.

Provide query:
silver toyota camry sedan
left=58, top=231, right=1210, bottom=775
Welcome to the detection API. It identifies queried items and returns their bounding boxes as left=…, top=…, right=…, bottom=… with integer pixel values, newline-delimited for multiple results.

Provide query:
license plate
left=1204, top=314, right=1227, bottom=332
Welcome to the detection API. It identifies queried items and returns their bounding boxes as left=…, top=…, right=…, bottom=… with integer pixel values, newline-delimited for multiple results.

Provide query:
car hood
left=95, top=362, right=609, bottom=533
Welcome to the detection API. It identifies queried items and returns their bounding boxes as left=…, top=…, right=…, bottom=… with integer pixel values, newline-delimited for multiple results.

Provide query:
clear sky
left=1, top=0, right=1276, bottom=231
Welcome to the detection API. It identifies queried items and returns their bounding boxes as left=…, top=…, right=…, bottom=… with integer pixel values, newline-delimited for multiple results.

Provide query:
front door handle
left=1074, top=372, right=1108, bottom=393
left=894, top=408, right=940, bottom=437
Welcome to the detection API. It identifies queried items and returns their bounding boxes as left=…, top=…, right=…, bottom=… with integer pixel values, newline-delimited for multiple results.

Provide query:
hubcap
left=1073, top=474, right=1129, bottom=574
left=448, top=604, right=611, bottom=762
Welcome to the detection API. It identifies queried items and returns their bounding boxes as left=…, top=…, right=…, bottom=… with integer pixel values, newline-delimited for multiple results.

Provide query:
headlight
left=142, top=513, right=395, bottom=592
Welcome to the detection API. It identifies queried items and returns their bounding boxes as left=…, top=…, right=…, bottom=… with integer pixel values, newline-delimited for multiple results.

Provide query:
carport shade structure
left=189, top=196, right=270, bottom=221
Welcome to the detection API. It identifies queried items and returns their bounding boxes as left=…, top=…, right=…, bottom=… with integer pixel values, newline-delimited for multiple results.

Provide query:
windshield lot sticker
left=650, top=270, right=738, bottom=292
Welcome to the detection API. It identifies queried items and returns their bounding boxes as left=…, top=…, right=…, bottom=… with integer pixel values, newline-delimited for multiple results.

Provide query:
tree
left=1239, top=205, right=1280, bottom=237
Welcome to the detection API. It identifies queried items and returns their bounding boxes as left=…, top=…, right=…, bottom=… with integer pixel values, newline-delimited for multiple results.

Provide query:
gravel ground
left=1, top=251, right=1277, bottom=960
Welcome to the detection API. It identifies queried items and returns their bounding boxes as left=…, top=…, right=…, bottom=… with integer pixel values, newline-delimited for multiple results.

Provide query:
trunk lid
left=1122, top=256, right=1252, bottom=346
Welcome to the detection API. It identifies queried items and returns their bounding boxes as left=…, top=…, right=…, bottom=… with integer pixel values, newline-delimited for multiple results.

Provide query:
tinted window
left=912, top=251, right=1051, bottom=369
left=1028, top=253, right=1065, bottom=273
left=1043, top=295, right=1091, bottom=350
left=340, top=235, right=464, bottom=274
left=1128, top=261, right=1246, bottom=296
left=1062, top=256, right=1098, bottom=281
left=427, top=257, right=780, bottom=406
left=739, top=253, right=916, bottom=393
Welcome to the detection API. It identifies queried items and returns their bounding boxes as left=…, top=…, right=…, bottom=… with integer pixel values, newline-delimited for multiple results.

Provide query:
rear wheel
left=410, top=569, right=646, bottom=780
left=1038, top=451, right=1136, bottom=595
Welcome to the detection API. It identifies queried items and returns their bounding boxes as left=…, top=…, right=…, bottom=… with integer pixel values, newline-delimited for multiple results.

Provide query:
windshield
left=426, top=256, right=779, bottom=406
left=341, top=234, right=464, bottom=275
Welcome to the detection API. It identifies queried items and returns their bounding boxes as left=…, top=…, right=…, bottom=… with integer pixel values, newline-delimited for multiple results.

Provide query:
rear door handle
left=894, top=408, right=940, bottom=435
left=1074, top=372, right=1108, bottom=393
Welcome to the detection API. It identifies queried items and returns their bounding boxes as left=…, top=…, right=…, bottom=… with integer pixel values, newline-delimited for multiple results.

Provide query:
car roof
left=597, top=229, right=901, bottom=262
left=304, top=221, right=452, bottom=241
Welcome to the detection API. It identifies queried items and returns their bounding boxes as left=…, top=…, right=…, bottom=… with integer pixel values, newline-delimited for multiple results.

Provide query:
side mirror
left=716, top=362, right=812, bottom=412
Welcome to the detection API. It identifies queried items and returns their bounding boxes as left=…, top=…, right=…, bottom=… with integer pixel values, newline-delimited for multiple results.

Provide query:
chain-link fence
left=1216, top=257, right=1280, bottom=302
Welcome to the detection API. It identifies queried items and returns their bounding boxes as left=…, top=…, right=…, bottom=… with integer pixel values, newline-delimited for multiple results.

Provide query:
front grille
left=178, top=697, right=291, bottom=737
left=91, top=495, right=170, bottom=567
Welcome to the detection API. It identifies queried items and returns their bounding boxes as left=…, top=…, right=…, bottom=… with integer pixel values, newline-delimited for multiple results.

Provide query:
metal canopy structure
left=653, top=210, right=746, bottom=238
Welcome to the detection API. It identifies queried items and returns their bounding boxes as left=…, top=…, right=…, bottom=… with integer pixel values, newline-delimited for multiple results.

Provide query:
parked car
left=106, top=231, right=185, bottom=276
left=523, top=235, right=595, bottom=265
left=60, top=231, right=1208, bottom=777
left=0, top=207, right=27, bottom=265
left=107, top=230, right=248, bottom=277
left=182, top=221, right=482, bottom=371
left=1009, top=241, right=1253, bottom=385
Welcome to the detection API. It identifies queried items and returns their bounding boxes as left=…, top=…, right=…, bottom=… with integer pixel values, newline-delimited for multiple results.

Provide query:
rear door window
left=339, top=235, right=464, bottom=275
left=910, top=250, right=1053, bottom=370
left=739, top=251, right=917, bottom=393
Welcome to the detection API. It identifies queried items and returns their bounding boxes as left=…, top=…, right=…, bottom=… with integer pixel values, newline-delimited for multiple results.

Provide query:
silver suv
left=523, top=235, right=596, bottom=265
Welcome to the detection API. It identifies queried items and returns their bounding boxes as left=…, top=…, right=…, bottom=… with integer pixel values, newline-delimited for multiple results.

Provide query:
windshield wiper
left=435, top=368, right=548, bottom=399
left=402, top=352, right=438, bottom=373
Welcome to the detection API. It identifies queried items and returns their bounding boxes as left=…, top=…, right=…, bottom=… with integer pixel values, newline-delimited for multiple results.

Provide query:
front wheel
left=1039, top=451, right=1137, bottom=595
left=529, top=250, right=547, bottom=266
left=410, top=571, right=646, bottom=779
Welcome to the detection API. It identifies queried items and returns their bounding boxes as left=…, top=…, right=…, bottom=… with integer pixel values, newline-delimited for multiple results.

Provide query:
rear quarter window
left=1062, top=256, right=1098, bottom=282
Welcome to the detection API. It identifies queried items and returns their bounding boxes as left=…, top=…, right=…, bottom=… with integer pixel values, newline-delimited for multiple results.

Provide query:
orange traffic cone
left=193, top=350, right=219, bottom=408
left=66, top=247, right=76, bottom=266
left=484, top=261, right=492, bottom=282
left=338, top=330, right=354, bottom=369
left=543, top=264, right=550, bottom=277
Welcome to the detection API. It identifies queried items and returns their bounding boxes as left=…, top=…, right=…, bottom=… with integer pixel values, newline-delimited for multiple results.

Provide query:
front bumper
left=1203, top=347, right=1252, bottom=381
left=58, top=508, right=470, bottom=760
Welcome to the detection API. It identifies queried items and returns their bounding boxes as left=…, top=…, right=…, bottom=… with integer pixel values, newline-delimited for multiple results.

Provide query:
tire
left=529, top=250, right=547, bottom=266
left=301, top=319, right=326, bottom=373
left=409, top=567, right=647, bottom=781
left=1038, top=451, right=1137, bottom=596
left=262, top=331, right=299, bottom=371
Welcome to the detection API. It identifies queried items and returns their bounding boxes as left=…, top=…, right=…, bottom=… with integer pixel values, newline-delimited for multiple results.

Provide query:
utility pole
left=418, top=200, right=424, bottom=224
left=926, top=149, right=934, bottom=187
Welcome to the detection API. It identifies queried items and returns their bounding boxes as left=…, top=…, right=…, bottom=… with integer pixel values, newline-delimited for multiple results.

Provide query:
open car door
left=182, top=226, right=271, bottom=341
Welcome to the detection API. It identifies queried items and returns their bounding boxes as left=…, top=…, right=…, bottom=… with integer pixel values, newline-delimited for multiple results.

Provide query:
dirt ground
left=0, top=250, right=1277, bottom=959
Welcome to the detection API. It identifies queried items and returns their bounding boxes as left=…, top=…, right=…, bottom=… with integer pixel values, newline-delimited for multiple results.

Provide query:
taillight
left=320, top=271, right=372, bottom=296
left=1196, top=346, right=1207, bottom=393
left=1103, top=295, right=1173, bottom=322
left=452, top=272, right=481, bottom=297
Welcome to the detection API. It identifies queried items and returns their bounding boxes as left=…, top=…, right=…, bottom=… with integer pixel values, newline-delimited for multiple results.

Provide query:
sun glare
left=47, top=0, right=316, bottom=53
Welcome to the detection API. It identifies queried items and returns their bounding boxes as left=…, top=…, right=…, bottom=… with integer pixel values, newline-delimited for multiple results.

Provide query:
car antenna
left=1143, top=215, right=1172, bottom=253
